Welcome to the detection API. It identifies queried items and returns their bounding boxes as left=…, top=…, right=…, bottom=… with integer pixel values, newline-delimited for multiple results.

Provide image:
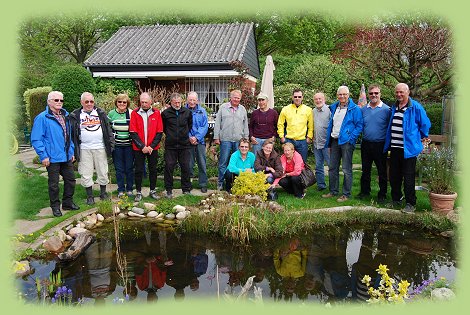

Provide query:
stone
left=128, top=211, right=145, bottom=218
left=431, top=288, right=455, bottom=301
left=68, top=227, right=88, bottom=238
left=66, top=235, right=73, bottom=241
left=118, top=213, right=127, bottom=219
left=97, top=213, right=104, bottom=222
left=65, top=224, right=73, bottom=232
left=143, top=202, right=156, bottom=211
left=204, top=209, right=211, bottom=213
left=14, top=260, right=32, bottom=277
left=440, top=230, right=454, bottom=238
left=176, top=211, right=187, bottom=220
left=218, top=197, right=225, bottom=201
left=173, top=205, right=186, bottom=213
left=76, top=222, right=86, bottom=229
left=147, top=211, right=159, bottom=218
left=156, top=212, right=164, bottom=219
left=43, top=235, right=63, bottom=253
left=131, top=207, right=145, bottom=215
left=113, top=205, right=121, bottom=214
left=57, top=230, right=67, bottom=242
left=165, top=213, right=176, bottom=220
left=154, top=218, right=165, bottom=223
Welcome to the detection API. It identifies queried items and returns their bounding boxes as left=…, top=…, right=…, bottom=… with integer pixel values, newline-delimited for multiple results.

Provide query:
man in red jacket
left=129, top=92, right=163, bottom=201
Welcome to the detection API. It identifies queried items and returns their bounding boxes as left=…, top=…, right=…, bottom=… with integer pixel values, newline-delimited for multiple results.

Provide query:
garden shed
left=84, top=22, right=260, bottom=111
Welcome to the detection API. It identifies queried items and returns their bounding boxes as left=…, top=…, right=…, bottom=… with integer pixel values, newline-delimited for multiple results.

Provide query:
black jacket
left=161, top=106, right=193, bottom=150
left=69, top=106, right=115, bottom=161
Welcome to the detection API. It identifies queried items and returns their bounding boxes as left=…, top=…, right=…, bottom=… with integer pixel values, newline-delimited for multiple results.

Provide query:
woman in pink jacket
left=273, top=142, right=306, bottom=199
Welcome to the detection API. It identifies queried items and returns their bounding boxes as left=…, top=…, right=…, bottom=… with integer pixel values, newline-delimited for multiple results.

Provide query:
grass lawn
left=14, top=147, right=456, bottom=221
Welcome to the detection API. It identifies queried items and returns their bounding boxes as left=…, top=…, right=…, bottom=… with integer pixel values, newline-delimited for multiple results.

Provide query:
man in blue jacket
left=384, top=83, right=431, bottom=213
left=31, top=91, right=79, bottom=217
left=186, top=92, right=209, bottom=193
left=322, top=86, right=363, bottom=202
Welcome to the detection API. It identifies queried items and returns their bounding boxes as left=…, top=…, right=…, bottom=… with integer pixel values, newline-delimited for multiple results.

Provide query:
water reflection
left=18, top=223, right=456, bottom=304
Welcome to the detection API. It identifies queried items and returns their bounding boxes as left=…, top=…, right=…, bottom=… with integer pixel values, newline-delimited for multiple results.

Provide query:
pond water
left=17, top=222, right=457, bottom=304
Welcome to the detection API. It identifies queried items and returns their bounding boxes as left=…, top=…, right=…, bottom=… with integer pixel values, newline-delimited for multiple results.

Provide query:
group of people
left=212, top=83, right=430, bottom=213
left=31, top=81, right=430, bottom=217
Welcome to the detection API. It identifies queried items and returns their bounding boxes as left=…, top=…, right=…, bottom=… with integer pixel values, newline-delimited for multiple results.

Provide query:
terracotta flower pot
left=429, top=192, right=458, bottom=215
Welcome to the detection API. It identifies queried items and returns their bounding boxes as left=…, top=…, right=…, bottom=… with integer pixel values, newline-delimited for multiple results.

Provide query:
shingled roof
left=84, top=22, right=260, bottom=78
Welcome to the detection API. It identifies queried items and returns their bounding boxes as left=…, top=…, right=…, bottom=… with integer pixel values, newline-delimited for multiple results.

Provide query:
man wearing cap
left=249, top=92, right=279, bottom=154
left=31, top=91, right=79, bottom=217
left=277, top=88, right=314, bottom=162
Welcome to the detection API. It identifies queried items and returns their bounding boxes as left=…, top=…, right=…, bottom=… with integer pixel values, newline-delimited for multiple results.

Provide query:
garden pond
left=17, top=221, right=457, bottom=304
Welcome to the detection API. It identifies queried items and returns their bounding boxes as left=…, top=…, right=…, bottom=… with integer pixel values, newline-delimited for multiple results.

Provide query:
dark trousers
left=278, top=175, right=303, bottom=198
left=134, top=150, right=158, bottom=191
left=389, top=147, right=417, bottom=205
left=47, top=160, right=76, bottom=209
left=112, top=145, right=134, bottom=193
left=360, top=140, right=388, bottom=198
left=224, top=171, right=238, bottom=192
left=164, top=148, right=192, bottom=192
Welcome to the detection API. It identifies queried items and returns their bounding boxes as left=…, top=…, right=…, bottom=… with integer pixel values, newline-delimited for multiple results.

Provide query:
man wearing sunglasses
left=31, top=91, right=79, bottom=217
left=70, top=92, right=115, bottom=205
left=277, top=88, right=314, bottom=162
left=357, top=85, right=391, bottom=204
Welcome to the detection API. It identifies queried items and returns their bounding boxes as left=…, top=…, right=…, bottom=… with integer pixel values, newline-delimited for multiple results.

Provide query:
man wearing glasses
left=70, top=92, right=114, bottom=205
left=277, top=88, right=314, bottom=162
left=357, top=85, right=391, bottom=203
left=31, top=91, right=79, bottom=216
left=249, top=92, right=279, bottom=155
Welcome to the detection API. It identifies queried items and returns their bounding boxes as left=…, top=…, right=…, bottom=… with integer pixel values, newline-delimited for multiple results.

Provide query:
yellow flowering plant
left=231, top=171, right=270, bottom=201
left=361, top=264, right=410, bottom=304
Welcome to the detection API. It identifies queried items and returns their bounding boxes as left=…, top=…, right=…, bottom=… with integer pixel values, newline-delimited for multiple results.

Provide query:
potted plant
left=418, top=144, right=458, bottom=215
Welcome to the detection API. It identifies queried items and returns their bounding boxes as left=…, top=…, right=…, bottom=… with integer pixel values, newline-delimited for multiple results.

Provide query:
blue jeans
left=314, top=147, right=330, bottom=189
left=218, top=141, right=238, bottom=186
left=328, top=139, right=354, bottom=197
left=189, top=143, right=208, bottom=188
left=251, top=137, right=268, bottom=155
left=285, top=138, right=308, bottom=162
left=112, top=145, right=134, bottom=192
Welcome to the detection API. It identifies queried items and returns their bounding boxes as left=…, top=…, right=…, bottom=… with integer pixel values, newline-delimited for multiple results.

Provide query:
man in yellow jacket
left=277, top=88, right=314, bottom=162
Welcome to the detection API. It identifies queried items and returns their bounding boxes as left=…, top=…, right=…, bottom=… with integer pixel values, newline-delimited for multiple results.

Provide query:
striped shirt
left=390, top=106, right=408, bottom=148
left=108, top=109, right=132, bottom=146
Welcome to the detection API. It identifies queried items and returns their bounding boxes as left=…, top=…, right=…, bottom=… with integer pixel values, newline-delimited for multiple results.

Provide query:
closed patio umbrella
left=260, top=55, right=275, bottom=108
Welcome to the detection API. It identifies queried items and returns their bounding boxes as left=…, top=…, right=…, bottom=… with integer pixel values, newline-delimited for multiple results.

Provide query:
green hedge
left=423, top=102, right=443, bottom=135
left=51, top=64, right=96, bottom=112
left=95, top=78, right=138, bottom=99
left=23, top=86, right=52, bottom=128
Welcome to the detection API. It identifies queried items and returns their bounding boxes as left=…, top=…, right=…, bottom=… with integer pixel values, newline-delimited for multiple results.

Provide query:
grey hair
left=337, top=86, right=349, bottom=94
left=80, top=92, right=94, bottom=101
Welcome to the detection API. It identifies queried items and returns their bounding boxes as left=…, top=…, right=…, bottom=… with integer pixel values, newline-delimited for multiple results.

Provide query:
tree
left=334, top=19, right=452, bottom=101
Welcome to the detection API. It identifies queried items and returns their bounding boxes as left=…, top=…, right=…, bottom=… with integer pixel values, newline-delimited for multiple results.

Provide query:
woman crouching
left=224, top=138, right=255, bottom=192
left=273, top=142, right=306, bottom=199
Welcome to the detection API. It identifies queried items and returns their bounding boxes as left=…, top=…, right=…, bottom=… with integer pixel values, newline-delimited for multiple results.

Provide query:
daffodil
left=376, top=264, right=389, bottom=275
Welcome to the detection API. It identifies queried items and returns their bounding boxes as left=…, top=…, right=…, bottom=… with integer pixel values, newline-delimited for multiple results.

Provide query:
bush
left=95, top=78, right=138, bottom=99
left=51, top=64, right=96, bottom=112
left=273, top=83, right=314, bottom=108
left=423, top=102, right=443, bottom=135
left=23, top=86, right=52, bottom=128
left=231, top=171, right=270, bottom=201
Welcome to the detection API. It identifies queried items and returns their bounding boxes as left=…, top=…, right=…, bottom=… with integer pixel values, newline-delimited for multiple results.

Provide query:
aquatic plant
left=361, top=264, right=410, bottom=304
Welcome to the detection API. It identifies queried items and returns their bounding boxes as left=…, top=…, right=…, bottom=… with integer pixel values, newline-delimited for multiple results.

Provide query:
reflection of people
left=249, top=92, right=278, bottom=154
left=70, top=92, right=115, bottom=205
left=273, top=238, right=307, bottom=279
left=322, top=86, right=363, bottom=202
left=273, top=142, right=306, bottom=199
left=224, top=138, right=255, bottom=192
left=84, top=239, right=116, bottom=305
left=384, top=83, right=431, bottom=213
left=31, top=91, right=78, bottom=217
left=186, top=92, right=209, bottom=193
left=135, top=255, right=167, bottom=302
left=277, top=88, right=313, bottom=162
left=161, top=93, right=193, bottom=198
left=108, top=93, right=134, bottom=198
left=213, top=89, right=249, bottom=191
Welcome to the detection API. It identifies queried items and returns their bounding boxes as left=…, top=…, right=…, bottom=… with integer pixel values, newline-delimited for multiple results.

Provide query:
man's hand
left=250, top=136, right=258, bottom=144
left=214, top=139, right=220, bottom=145
left=71, top=156, right=76, bottom=163
left=280, top=137, right=286, bottom=143
left=190, top=136, right=198, bottom=145
left=42, top=157, right=50, bottom=167
left=306, top=137, right=312, bottom=144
